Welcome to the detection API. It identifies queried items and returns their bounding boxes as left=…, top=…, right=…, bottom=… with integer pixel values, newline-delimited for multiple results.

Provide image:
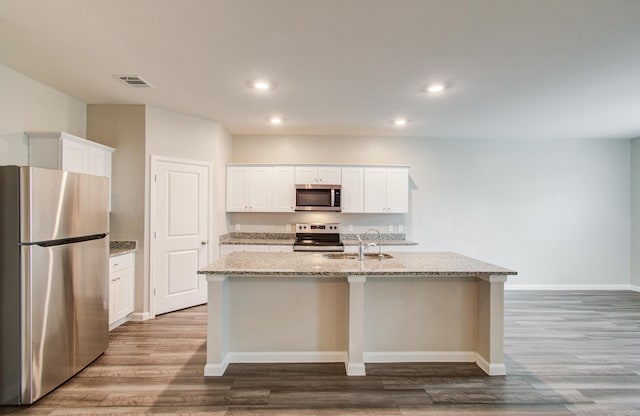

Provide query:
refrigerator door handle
left=22, top=233, right=108, bottom=247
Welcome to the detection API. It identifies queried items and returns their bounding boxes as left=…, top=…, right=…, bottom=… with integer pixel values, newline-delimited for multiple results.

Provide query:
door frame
left=149, top=155, right=214, bottom=318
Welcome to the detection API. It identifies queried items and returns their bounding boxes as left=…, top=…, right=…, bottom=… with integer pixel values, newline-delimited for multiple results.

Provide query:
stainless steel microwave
left=295, top=184, right=341, bottom=212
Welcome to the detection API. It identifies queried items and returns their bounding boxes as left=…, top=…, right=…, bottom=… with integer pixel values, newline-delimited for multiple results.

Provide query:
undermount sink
left=323, top=253, right=393, bottom=260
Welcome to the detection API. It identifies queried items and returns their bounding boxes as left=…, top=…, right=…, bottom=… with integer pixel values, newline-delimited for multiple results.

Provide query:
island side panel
left=226, top=277, right=348, bottom=361
left=476, top=275, right=507, bottom=375
left=363, top=276, right=478, bottom=362
left=205, top=275, right=229, bottom=376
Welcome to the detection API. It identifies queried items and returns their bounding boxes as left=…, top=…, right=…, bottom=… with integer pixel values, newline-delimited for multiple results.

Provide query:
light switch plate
left=285, top=224, right=291, bottom=232
left=398, top=224, right=404, bottom=233
left=235, top=224, right=240, bottom=231
left=388, top=225, right=394, bottom=232
left=348, top=224, right=353, bottom=232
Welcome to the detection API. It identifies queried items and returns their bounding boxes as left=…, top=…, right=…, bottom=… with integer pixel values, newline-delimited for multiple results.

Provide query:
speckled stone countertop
left=219, top=233, right=296, bottom=245
left=342, top=233, right=418, bottom=246
left=198, top=251, right=516, bottom=277
left=219, top=232, right=417, bottom=246
left=109, top=240, right=138, bottom=257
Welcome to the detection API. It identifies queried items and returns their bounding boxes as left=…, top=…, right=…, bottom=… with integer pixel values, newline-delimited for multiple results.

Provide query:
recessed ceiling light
left=269, top=116, right=283, bottom=125
left=393, top=118, right=408, bottom=126
left=424, top=82, right=451, bottom=94
left=252, top=80, right=273, bottom=90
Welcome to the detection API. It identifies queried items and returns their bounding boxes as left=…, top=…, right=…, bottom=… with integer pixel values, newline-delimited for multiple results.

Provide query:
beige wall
left=145, top=105, right=232, bottom=263
left=0, top=63, right=85, bottom=164
left=88, top=105, right=231, bottom=316
left=87, top=104, right=147, bottom=311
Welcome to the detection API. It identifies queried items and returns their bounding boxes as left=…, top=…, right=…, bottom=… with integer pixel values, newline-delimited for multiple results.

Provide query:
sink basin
left=322, top=253, right=393, bottom=260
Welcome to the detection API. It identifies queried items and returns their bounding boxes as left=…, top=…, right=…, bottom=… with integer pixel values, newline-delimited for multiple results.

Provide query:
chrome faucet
left=356, top=228, right=382, bottom=260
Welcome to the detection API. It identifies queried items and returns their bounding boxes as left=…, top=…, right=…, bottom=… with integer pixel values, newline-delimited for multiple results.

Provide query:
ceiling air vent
left=113, top=75, right=155, bottom=88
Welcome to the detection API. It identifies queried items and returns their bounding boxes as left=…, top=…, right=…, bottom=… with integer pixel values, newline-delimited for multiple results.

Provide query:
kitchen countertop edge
left=109, top=240, right=138, bottom=257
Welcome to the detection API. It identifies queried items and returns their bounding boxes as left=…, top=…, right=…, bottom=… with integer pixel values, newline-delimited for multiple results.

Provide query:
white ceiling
left=2, top=0, right=640, bottom=140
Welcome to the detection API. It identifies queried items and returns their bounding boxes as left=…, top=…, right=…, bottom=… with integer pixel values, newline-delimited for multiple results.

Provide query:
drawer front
left=110, top=253, right=133, bottom=272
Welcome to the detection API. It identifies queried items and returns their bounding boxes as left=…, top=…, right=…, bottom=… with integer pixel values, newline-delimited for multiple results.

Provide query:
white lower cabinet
left=109, top=253, right=135, bottom=328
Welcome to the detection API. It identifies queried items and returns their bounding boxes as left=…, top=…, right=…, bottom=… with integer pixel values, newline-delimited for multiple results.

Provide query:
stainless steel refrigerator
left=0, top=166, right=110, bottom=405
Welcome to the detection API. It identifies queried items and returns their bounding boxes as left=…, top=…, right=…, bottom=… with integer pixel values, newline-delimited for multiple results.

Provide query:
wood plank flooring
left=2, top=290, right=639, bottom=415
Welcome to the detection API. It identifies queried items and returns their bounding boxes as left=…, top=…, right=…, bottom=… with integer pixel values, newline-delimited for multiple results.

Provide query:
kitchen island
left=198, top=251, right=516, bottom=377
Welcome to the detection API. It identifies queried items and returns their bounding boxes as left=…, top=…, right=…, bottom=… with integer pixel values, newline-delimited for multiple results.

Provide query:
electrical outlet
left=348, top=224, right=353, bottom=232
left=285, top=224, right=291, bottom=232
left=235, top=224, right=240, bottom=231
left=398, top=224, right=404, bottom=233
left=388, top=225, right=394, bottom=232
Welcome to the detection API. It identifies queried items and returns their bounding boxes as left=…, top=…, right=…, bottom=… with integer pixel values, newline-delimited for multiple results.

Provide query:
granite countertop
left=198, top=251, right=516, bottom=277
left=219, top=233, right=295, bottom=245
left=109, top=240, right=138, bottom=257
left=219, top=232, right=417, bottom=246
left=341, top=239, right=418, bottom=246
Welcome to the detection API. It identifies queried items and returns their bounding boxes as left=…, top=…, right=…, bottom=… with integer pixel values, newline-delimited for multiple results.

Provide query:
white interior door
left=153, top=158, right=209, bottom=315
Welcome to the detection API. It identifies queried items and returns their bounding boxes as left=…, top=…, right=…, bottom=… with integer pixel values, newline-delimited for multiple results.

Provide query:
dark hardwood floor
left=2, top=290, right=640, bottom=415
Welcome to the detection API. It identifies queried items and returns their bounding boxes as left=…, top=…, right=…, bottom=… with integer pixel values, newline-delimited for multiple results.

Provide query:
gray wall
left=632, top=138, right=640, bottom=288
left=0, top=63, right=85, bottom=164
left=232, top=135, right=631, bottom=288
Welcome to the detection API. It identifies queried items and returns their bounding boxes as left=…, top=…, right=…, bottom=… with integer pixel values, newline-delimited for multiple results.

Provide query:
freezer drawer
left=20, top=237, right=108, bottom=404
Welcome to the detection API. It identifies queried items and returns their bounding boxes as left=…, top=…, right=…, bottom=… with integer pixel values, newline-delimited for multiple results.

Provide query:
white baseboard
left=631, top=285, right=640, bottom=293
left=204, top=358, right=229, bottom=376
left=345, top=362, right=366, bottom=376
left=363, top=351, right=476, bottom=363
left=506, top=284, right=634, bottom=291
left=207, top=351, right=506, bottom=377
left=127, top=312, right=152, bottom=321
left=475, top=354, right=506, bottom=376
left=108, top=316, right=128, bottom=331
left=227, top=351, right=347, bottom=363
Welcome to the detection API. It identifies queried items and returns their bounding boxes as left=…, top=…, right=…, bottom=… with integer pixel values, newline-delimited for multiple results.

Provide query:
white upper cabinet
left=271, top=166, right=295, bottom=212
left=27, top=132, right=114, bottom=208
left=60, top=137, right=89, bottom=173
left=364, top=167, right=409, bottom=213
left=227, top=164, right=408, bottom=214
left=226, top=166, right=251, bottom=212
left=294, top=166, right=341, bottom=185
left=249, top=166, right=272, bottom=212
left=226, top=165, right=273, bottom=212
left=341, top=167, right=364, bottom=213
left=27, top=132, right=114, bottom=176
left=87, top=146, right=112, bottom=178
left=385, top=167, right=409, bottom=213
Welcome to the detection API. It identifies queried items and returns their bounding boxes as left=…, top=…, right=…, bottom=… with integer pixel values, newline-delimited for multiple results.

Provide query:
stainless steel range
left=293, top=223, right=344, bottom=252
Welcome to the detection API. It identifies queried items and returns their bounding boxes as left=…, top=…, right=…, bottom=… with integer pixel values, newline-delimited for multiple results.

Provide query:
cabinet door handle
left=201, top=241, right=208, bottom=245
